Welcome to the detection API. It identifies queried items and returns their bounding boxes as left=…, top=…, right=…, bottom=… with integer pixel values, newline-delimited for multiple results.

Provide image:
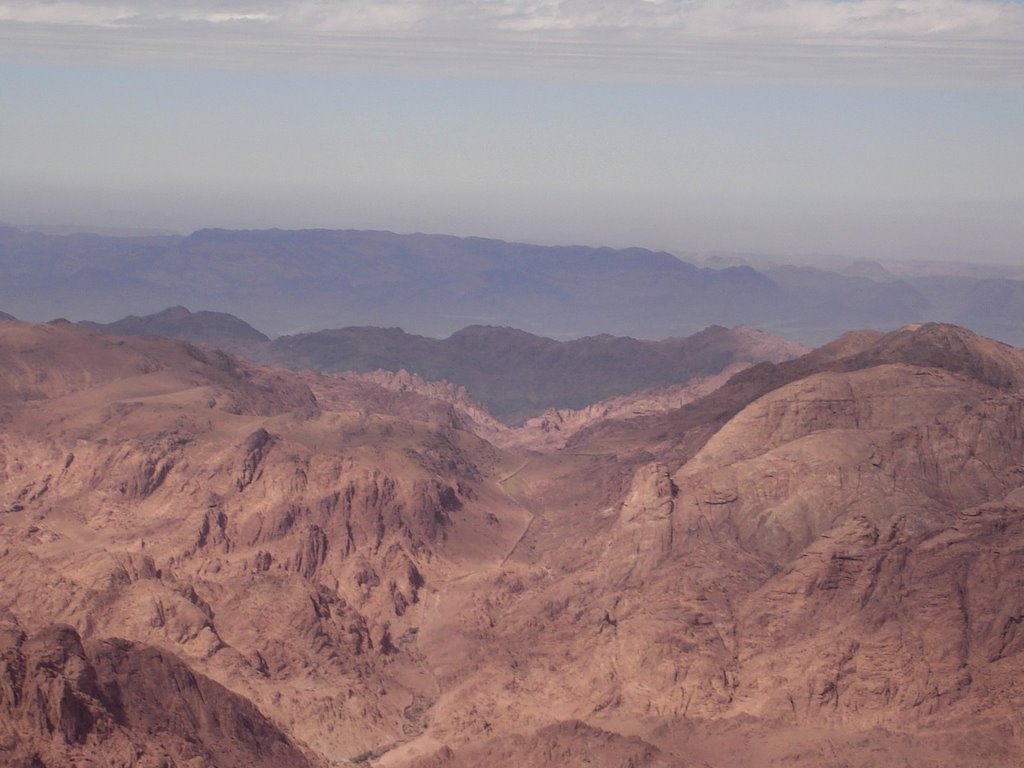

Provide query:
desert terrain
left=1, top=317, right=1023, bottom=766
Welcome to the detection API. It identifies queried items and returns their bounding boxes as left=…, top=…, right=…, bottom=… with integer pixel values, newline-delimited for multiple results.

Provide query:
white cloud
left=0, top=0, right=1022, bottom=86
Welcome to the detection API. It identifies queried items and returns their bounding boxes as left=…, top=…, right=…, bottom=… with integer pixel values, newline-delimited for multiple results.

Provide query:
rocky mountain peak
left=845, top=321, right=1024, bottom=390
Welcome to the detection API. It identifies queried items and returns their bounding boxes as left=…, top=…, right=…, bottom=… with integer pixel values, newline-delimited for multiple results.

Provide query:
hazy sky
left=1, top=0, right=1022, bottom=262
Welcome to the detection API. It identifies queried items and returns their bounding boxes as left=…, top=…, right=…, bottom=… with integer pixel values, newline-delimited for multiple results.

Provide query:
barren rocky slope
left=380, top=323, right=1024, bottom=766
left=303, top=365, right=752, bottom=453
left=82, top=305, right=270, bottom=344
left=0, top=321, right=529, bottom=764
left=1, top=320, right=1023, bottom=767
left=0, top=617, right=317, bottom=768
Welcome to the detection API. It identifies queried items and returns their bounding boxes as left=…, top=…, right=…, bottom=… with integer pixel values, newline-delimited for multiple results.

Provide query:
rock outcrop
left=0, top=617, right=317, bottom=768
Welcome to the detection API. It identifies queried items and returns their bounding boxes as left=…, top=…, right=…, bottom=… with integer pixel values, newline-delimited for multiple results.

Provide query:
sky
left=1, top=0, right=1022, bottom=263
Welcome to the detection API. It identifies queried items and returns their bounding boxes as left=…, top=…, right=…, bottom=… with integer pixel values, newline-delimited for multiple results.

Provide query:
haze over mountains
left=82, top=307, right=806, bottom=424
left=82, top=305, right=271, bottom=344
left=2, top=315, right=1024, bottom=766
left=2, top=221, right=1024, bottom=767
left=4, top=225, right=1024, bottom=345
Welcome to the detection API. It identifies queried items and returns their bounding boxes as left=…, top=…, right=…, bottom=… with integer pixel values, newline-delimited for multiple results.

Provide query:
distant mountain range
left=2, top=225, right=1022, bottom=345
left=79, top=307, right=806, bottom=423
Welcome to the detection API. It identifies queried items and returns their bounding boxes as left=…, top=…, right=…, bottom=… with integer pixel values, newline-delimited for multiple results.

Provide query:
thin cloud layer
left=1, top=1, right=1023, bottom=85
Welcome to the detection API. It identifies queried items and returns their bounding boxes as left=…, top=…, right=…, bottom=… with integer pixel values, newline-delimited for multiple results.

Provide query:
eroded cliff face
left=612, top=462, right=676, bottom=583
left=733, top=501, right=1024, bottom=725
left=0, top=617, right=317, bottom=768
left=675, top=363, right=1024, bottom=559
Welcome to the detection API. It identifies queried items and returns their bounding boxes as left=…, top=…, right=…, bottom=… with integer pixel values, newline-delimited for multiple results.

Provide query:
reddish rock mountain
left=0, top=617, right=317, bottom=768
left=1, top=320, right=1023, bottom=767
left=0, top=321, right=528, bottom=762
